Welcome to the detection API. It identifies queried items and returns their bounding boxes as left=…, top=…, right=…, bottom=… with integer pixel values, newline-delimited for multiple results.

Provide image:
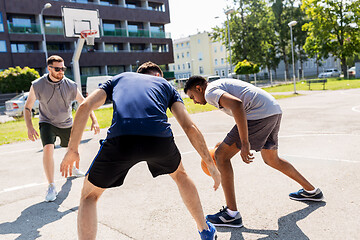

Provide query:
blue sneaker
left=199, top=221, right=217, bottom=240
left=206, top=206, right=243, bottom=228
left=289, top=188, right=324, bottom=201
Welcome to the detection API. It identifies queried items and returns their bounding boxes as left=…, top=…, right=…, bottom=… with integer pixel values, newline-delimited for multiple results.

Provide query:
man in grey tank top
left=185, top=76, right=323, bottom=228
left=24, top=55, right=100, bottom=202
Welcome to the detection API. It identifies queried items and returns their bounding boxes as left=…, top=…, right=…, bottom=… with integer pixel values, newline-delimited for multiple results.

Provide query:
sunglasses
left=49, top=66, right=67, bottom=72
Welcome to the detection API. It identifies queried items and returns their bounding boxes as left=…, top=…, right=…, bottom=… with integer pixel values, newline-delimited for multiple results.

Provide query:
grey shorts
left=223, top=114, right=282, bottom=152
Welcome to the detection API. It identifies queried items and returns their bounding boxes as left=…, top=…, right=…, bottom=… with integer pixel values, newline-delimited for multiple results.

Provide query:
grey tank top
left=32, top=74, right=77, bottom=128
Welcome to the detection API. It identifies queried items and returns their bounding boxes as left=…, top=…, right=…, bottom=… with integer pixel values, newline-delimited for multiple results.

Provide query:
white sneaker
left=45, top=184, right=57, bottom=202
left=71, top=166, right=85, bottom=178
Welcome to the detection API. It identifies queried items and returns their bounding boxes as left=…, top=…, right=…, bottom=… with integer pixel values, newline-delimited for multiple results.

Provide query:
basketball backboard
left=62, top=7, right=100, bottom=38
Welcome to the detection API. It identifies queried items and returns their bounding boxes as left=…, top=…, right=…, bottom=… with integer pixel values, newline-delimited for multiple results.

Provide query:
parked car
left=5, top=92, right=39, bottom=118
left=207, top=75, right=221, bottom=82
left=348, top=66, right=356, bottom=77
left=318, top=68, right=341, bottom=78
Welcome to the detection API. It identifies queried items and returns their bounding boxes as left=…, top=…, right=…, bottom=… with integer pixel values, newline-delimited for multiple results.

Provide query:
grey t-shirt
left=205, top=78, right=282, bottom=120
left=32, top=74, right=77, bottom=128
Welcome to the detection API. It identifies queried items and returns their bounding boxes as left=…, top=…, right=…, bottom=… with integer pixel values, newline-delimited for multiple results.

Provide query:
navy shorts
left=87, top=135, right=181, bottom=188
left=223, top=114, right=282, bottom=152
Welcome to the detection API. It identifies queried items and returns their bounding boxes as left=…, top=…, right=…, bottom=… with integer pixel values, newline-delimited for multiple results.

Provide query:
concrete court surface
left=0, top=88, right=359, bottom=240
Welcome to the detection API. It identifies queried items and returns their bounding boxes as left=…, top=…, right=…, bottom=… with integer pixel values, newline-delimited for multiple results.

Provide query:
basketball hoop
left=81, top=29, right=97, bottom=46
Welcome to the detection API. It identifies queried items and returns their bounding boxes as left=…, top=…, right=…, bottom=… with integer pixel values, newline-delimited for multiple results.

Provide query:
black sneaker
left=289, top=188, right=324, bottom=201
left=206, top=206, right=243, bottom=228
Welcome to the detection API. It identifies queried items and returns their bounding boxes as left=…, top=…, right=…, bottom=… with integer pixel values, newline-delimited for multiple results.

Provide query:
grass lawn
left=1, top=77, right=358, bottom=145
left=263, top=77, right=360, bottom=92
left=0, top=98, right=216, bottom=145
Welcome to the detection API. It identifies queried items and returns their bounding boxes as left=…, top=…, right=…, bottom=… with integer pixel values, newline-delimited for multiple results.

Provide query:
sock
left=226, top=208, right=239, bottom=218
left=304, top=188, right=317, bottom=194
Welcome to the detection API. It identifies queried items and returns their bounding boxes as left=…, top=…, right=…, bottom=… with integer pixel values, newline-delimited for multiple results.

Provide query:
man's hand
left=91, top=121, right=100, bottom=135
left=60, top=150, right=80, bottom=178
left=27, top=127, right=39, bottom=141
left=208, top=164, right=221, bottom=191
left=240, top=141, right=254, bottom=164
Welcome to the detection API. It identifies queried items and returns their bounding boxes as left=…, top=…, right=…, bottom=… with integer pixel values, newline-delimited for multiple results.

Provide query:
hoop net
left=80, top=29, right=97, bottom=46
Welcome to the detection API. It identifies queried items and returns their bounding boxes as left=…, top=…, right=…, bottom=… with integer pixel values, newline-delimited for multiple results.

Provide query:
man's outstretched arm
left=171, top=101, right=221, bottom=190
left=60, top=89, right=107, bottom=177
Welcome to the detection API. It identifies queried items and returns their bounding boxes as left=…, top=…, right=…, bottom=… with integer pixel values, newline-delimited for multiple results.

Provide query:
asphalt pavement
left=0, top=89, right=359, bottom=239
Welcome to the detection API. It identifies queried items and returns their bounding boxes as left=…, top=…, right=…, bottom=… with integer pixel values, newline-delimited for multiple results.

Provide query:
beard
left=50, top=72, right=64, bottom=81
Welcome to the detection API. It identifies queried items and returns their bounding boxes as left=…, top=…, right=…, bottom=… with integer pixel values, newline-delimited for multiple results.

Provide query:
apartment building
left=0, top=0, right=174, bottom=86
left=169, top=32, right=232, bottom=79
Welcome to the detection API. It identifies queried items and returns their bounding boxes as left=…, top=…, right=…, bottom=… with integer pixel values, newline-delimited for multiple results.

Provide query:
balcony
left=128, top=29, right=150, bottom=38
left=103, top=28, right=127, bottom=37
left=8, top=23, right=41, bottom=34
left=45, top=26, right=64, bottom=35
left=151, top=31, right=171, bottom=39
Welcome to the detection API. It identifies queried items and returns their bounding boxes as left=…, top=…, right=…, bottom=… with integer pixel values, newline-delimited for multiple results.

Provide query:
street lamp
left=225, top=8, right=235, bottom=76
left=288, top=20, right=297, bottom=94
left=40, top=3, right=52, bottom=69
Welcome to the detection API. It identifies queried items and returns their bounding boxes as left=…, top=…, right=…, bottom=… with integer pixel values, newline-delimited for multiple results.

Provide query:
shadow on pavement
left=37, top=138, right=93, bottom=152
left=0, top=178, right=78, bottom=240
left=217, top=201, right=326, bottom=240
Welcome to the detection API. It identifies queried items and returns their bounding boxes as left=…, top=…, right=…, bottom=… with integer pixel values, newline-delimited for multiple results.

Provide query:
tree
left=0, top=66, right=40, bottom=93
left=302, top=0, right=360, bottom=77
left=234, top=59, right=260, bottom=75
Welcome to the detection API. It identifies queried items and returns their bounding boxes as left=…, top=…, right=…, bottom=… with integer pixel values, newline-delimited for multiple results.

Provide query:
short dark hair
left=47, top=55, right=64, bottom=66
left=136, top=61, right=163, bottom=77
left=184, top=75, right=207, bottom=94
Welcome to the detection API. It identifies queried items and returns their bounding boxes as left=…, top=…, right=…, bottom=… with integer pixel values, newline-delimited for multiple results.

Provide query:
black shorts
left=223, top=114, right=282, bottom=152
left=39, top=122, right=72, bottom=147
left=86, top=135, right=181, bottom=188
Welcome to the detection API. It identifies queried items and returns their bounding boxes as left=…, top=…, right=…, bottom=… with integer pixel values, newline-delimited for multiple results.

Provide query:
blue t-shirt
left=100, top=72, right=183, bottom=138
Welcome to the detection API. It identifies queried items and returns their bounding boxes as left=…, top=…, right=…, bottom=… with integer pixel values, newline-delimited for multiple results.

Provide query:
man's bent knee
left=80, top=177, right=105, bottom=202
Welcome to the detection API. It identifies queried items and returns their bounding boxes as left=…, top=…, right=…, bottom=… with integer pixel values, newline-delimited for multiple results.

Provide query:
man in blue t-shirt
left=60, top=62, right=220, bottom=239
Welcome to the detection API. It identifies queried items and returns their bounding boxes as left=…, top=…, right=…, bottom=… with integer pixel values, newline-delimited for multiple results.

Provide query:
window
left=187, top=42, right=189, bottom=46
left=47, top=42, right=71, bottom=52
left=221, top=70, right=225, bottom=76
left=177, top=65, right=180, bottom=70
left=183, top=64, right=185, bottom=69
left=44, top=17, right=63, bottom=34
left=100, top=0, right=117, bottom=6
left=177, top=54, right=179, bottom=59
left=130, top=43, right=146, bottom=51
left=152, top=44, right=168, bottom=52
left=221, top=58, right=224, bottom=64
left=126, top=0, right=141, bottom=8
left=214, top=47, right=217, bottom=53
left=215, top=70, right=219, bottom=76
left=199, top=66, right=204, bottom=74
left=105, top=43, right=124, bottom=52
left=215, top=59, right=218, bottom=65
left=220, top=46, right=223, bottom=52
left=81, top=66, right=101, bottom=76
left=148, top=2, right=165, bottom=12
left=182, top=53, right=184, bottom=58
left=198, top=39, right=200, bottom=44
left=0, top=40, right=6, bottom=52
left=181, top=43, right=184, bottom=47
left=187, top=52, right=190, bottom=57
left=187, top=62, right=191, bottom=69
left=0, top=12, right=4, bottom=32
left=198, top=52, right=203, bottom=61
left=108, top=65, right=125, bottom=75
left=11, top=42, right=37, bottom=52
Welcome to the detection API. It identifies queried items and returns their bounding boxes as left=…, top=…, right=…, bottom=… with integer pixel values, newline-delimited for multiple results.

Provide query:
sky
left=166, top=0, right=233, bottom=39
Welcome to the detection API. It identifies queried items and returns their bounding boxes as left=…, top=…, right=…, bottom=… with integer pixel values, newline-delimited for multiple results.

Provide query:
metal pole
left=72, top=38, right=85, bottom=91
left=39, top=3, right=51, bottom=70
left=290, top=26, right=297, bottom=94
left=226, top=14, right=232, bottom=74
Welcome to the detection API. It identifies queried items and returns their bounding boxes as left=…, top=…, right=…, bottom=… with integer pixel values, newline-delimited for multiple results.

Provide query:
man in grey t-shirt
left=185, top=76, right=323, bottom=228
left=24, top=55, right=100, bottom=202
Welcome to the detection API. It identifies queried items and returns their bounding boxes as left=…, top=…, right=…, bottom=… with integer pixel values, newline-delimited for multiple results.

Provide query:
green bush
left=234, top=60, right=260, bottom=75
left=0, top=66, right=40, bottom=93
